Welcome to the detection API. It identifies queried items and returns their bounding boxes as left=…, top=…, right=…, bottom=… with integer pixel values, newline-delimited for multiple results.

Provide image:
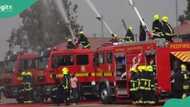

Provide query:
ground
left=0, top=98, right=162, bottom=107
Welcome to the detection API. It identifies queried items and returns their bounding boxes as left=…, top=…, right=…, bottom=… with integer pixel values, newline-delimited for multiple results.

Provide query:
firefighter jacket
left=67, top=42, right=76, bottom=49
left=138, top=65, right=151, bottom=91
left=78, top=35, right=90, bottom=48
left=125, top=29, right=134, bottom=41
left=172, top=70, right=183, bottom=91
left=152, top=20, right=163, bottom=34
left=62, top=75, right=70, bottom=90
left=182, top=71, right=190, bottom=91
left=162, top=22, right=174, bottom=37
left=130, top=67, right=139, bottom=92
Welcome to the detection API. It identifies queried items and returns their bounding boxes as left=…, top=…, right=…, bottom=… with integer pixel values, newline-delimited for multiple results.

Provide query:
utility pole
left=176, top=0, right=178, bottom=26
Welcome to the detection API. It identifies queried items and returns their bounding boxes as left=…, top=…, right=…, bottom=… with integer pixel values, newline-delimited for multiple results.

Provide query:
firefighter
left=161, top=16, right=175, bottom=41
left=145, top=64, right=156, bottom=104
left=171, top=67, right=183, bottom=98
left=21, top=70, right=33, bottom=103
left=137, top=65, right=147, bottom=104
left=62, top=67, right=71, bottom=105
left=66, top=38, right=76, bottom=49
left=152, top=14, right=163, bottom=39
left=110, top=33, right=119, bottom=43
left=130, top=66, right=139, bottom=104
left=180, top=64, right=190, bottom=98
left=124, top=26, right=134, bottom=42
left=77, top=31, right=90, bottom=48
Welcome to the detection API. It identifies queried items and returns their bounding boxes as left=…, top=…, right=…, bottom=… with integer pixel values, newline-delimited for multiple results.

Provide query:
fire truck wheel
left=100, top=88, right=112, bottom=104
left=33, top=90, right=43, bottom=103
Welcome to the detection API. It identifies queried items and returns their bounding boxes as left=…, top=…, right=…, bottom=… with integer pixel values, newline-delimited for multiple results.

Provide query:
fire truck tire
left=33, top=91, right=43, bottom=103
left=100, top=88, right=112, bottom=104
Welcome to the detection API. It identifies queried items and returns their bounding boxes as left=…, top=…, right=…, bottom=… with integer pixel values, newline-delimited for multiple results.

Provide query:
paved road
left=0, top=103, right=162, bottom=107
left=0, top=98, right=162, bottom=107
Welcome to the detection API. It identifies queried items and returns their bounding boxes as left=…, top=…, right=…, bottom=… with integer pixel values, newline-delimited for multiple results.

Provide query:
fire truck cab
left=3, top=52, right=38, bottom=102
left=42, top=48, right=96, bottom=101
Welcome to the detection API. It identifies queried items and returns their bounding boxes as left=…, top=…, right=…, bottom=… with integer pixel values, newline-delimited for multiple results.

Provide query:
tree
left=185, top=0, right=190, bottom=19
left=7, top=0, right=82, bottom=53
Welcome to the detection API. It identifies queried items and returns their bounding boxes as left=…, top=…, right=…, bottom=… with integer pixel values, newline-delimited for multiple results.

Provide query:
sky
left=0, top=0, right=187, bottom=60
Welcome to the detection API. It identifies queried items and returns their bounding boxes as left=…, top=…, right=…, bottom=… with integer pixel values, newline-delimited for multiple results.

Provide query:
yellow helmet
left=62, top=67, right=69, bottom=75
left=153, top=14, right=160, bottom=21
left=130, top=67, right=137, bottom=73
left=138, top=65, right=146, bottom=72
left=67, top=38, right=72, bottom=42
left=128, top=26, right=133, bottom=31
left=79, top=31, right=84, bottom=35
left=162, top=16, right=169, bottom=23
left=181, top=64, right=187, bottom=71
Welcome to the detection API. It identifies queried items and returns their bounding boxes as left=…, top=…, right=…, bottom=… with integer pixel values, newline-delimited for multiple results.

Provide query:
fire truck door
left=115, top=53, right=128, bottom=95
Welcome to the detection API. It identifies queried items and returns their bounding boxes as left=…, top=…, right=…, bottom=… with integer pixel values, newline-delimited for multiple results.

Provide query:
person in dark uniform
left=124, top=26, right=134, bottom=42
left=62, top=67, right=71, bottom=105
left=137, top=65, right=146, bottom=104
left=130, top=66, right=139, bottom=104
left=161, top=16, right=175, bottom=42
left=139, top=21, right=146, bottom=41
left=110, top=33, right=119, bottom=43
left=180, top=64, right=190, bottom=98
left=21, top=70, right=33, bottom=103
left=145, top=63, right=156, bottom=104
left=152, top=14, right=163, bottom=39
left=77, top=32, right=90, bottom=48
left=171, top=66, right=183, bottom=98
left=66, top=39, right=77, bottom=49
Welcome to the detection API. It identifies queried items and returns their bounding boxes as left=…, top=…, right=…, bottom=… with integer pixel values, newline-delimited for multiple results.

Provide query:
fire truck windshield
left=20, top=59, right=36, bottom=71
left=5, top=60, right=15, bottom=72
left=37, top=57, right=48, bottom=69
left=52, top=55, right=74, bottom=68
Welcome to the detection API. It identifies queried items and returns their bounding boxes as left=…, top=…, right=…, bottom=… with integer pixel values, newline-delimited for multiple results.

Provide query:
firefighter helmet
left=128, top=26, right=133, bottom=31
left=62, top=67, right=69, bottom=75
left=130, top=66, right=137, bottom=73
left=138, top=65, right=146, bottom=72
left=153, top=14, right=160, bottom=20
left=67, top=38, right=72, bottom=42
left=162, top=16, right=169, bottom=22
left=181, top=64, right=187, bottom=71
left=79, top=31, right=84, bottom=35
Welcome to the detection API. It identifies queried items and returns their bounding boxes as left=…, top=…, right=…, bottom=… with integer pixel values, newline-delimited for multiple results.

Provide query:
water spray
left=85, top=0, right=113, bottom=35
left=54, top=0, right=75, bottom=40
left=128, top=0, right=152, bottom=40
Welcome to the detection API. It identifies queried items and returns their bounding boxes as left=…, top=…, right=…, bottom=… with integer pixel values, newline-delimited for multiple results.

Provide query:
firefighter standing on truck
left=62, top=67, right=71, bottom=105
left=161, top=16, right=175, bottom=41
left=77, top=31, right=90, bottom=48
left=152, top=14, right=163, bottom=39
left=21, top=70, right=33, bottom=103
left=124, top=26, right=134, bottom=42
left=130, top=66, right=139, bottom=104
left=66, top=38, right=77, bottom=49
left=180, top=64, right=190, bottom=98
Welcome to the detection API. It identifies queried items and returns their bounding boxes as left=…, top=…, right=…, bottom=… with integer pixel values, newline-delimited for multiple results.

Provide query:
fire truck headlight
left=91, top=81, right=96, bottom=85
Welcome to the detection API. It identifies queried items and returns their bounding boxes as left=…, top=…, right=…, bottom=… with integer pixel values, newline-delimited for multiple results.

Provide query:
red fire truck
left=2, top=52, right=38, bottom=102
left=94, top=41, right=190, bottom=103
left=35, top=47, right=96, bottom=101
